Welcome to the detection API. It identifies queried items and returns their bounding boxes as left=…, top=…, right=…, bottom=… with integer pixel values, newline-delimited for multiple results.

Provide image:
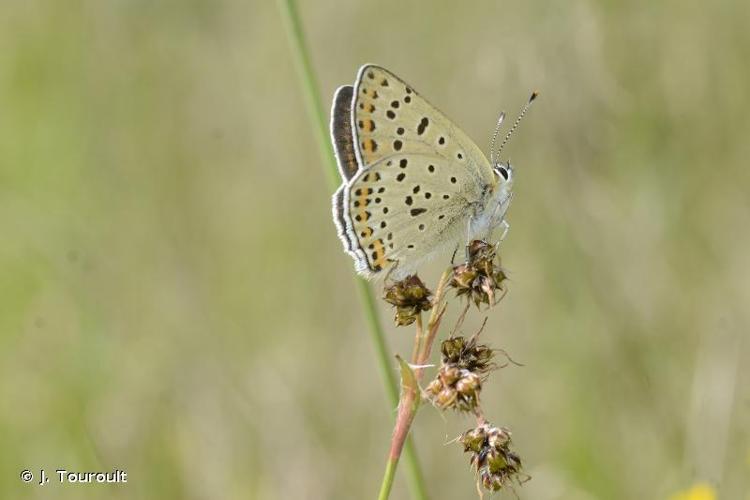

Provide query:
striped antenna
left=495, top=91, right=538, bottom=160
left=489, top=112, right=506, bottom=165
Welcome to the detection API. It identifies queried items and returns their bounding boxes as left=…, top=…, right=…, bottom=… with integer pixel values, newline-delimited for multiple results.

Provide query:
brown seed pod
left=449, top=240, right=509, bottom=308
left=459, top=423, right=525, bottom=492
left=383, top=274, right=432, bottom=326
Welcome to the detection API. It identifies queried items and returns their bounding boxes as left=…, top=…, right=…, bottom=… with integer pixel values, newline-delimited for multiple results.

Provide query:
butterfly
left=331, top=64, right=535, bottom=280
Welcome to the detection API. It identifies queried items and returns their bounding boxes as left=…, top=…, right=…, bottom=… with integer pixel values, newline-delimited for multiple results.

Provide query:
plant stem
left=377, top=269, right=453, bottom=499
left=276, top=1, right=427, bottom=498
left=378, top=458, right=399, bottom=500
left=411, top=314, right=424, bottom=363
left=416, top=270, right=453, bottom=373
left=379, top=357, right=421, bottom=500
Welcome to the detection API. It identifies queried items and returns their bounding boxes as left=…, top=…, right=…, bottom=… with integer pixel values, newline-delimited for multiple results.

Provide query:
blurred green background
left=1, top=0, right=748, bottom=499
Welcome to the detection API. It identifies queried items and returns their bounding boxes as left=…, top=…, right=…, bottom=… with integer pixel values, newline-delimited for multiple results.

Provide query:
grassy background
left=1, top=0, right=749, bottom=498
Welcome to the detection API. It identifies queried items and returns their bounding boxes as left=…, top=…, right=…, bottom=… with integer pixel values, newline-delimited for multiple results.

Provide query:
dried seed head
left=455, top=371, right=480, bottom=393
left=449, top=240, right=509, bottom=308
left=459, top=423, right=525, bottom=492
left=383, top=274, right=433, bottom=326
left=426, top=365, right=482, bottom=412
left=467, top=239, right=496, bottom=264
left=441, top=336, right=465, bottom=361
left=436, top=387, right=457, bottom=408
left=440, top=336, right=496, bottom=376
left=425, top=379, right=443, bottom=395
left=426, top=336, right=499, bottom=412
left=440, top=365, right=461, bottom=385
left=449, top=264, right=477, bottom=289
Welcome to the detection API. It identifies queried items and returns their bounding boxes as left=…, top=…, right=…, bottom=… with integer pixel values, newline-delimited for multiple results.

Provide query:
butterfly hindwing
left=344, top=154, right=487, bottom=277
left=332, top=184, right=356, bottom=257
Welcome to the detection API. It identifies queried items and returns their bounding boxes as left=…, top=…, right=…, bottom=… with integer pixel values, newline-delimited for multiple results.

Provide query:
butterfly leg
left=383, top=259, right=401, bottom=284
left=498, top=220, right=510, bottom=242
left=450, top=245, right=460, bottom=264
left=465, top=215, right=476, bottom=261
left=466, top=214, right=474, bottom=245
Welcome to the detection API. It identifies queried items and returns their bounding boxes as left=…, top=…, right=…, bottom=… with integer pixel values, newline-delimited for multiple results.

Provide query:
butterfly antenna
left=489, top=111, right=506, bottom=165
left=495, top=91, right=538, bottom=159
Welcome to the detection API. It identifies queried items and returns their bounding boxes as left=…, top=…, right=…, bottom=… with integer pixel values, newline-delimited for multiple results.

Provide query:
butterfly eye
left=498, top=166, right=509, bottom=181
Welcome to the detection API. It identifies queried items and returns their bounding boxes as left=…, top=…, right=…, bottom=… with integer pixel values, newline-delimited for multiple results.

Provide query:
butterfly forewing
left=351, top=65, right=493, bottom=183
left=330, top=85, right=359, bottom=181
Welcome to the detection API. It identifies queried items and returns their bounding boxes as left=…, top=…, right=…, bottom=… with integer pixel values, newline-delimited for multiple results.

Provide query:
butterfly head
left=482, top=161, right=514, bottom=231
left=493, top=161, right=513, bottom=189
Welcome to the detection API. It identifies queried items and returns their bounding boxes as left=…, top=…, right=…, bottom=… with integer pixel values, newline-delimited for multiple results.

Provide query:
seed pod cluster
left=425, top=336, right=496, bottom=412
left=425, top=365, right=481, bottom=411
left=459, top=424, right=524, bottom=492
left=440, top=335, right=495, bottom=376
left=449, top=240, right=508, bottom=307
left=383, top=274, right=432, bottom=326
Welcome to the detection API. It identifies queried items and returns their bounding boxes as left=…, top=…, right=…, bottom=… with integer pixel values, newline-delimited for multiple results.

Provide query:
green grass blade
left=275, top=1, right=428, bottom=498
